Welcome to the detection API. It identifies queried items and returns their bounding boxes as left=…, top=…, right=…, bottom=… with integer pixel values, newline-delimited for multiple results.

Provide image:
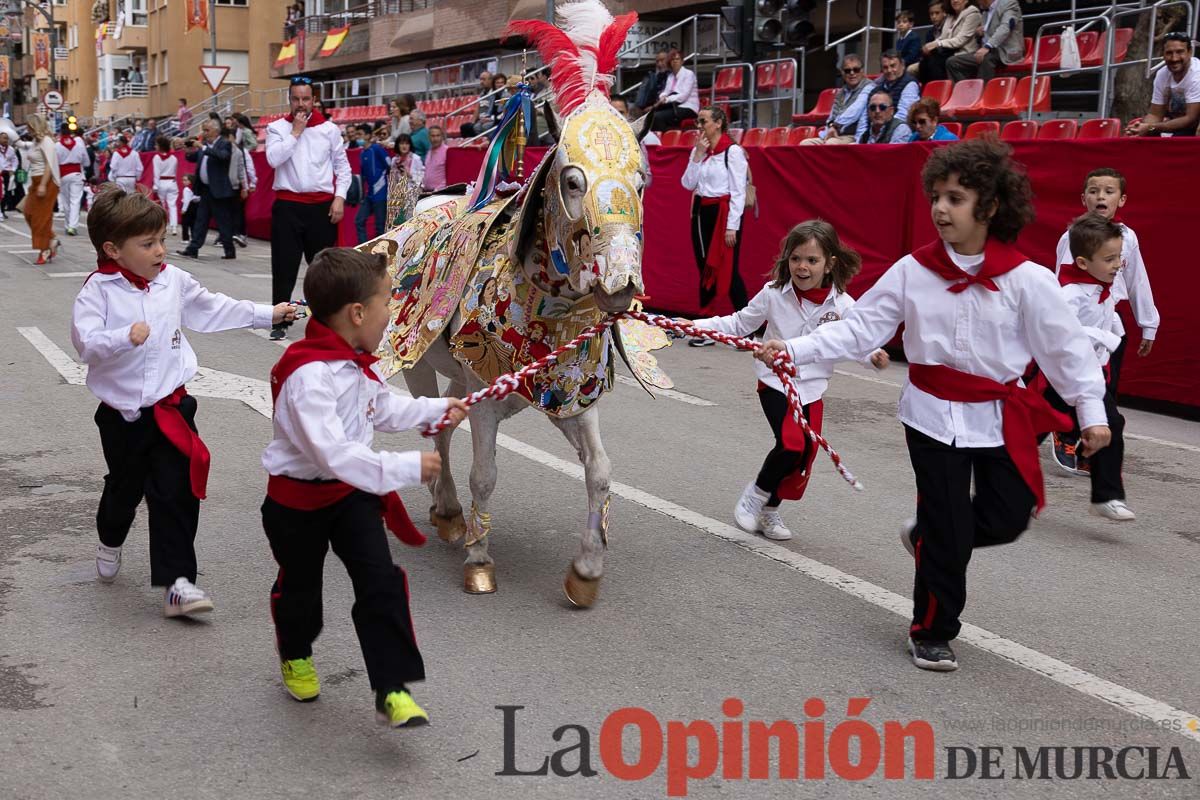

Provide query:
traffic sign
left=198, top=65, right=230, bottom=93
left=42, top=90, right=64, bottom=111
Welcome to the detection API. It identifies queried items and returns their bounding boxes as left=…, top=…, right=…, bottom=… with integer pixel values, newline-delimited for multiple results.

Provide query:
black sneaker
left=688, top=337, right=716, bottom=347
left=1051, top=432, right=1084, bottom=477
left=176, top=248, right=198, bottom=259
left=907, top=637, right=958, bottom=671
left=269, top=326, right=287, bottom=341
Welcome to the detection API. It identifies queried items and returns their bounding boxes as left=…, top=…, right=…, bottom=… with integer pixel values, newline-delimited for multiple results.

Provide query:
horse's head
left=542, top=92, right=645, bottom=314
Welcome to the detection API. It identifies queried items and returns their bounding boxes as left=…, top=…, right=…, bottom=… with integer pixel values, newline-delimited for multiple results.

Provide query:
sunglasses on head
left=1164, top=32, right=1192, bottom=43
left=869, top=103, right=892, bottom=111
left=290, top=76, right=314, bottom=86
left=843, top=66, right=862, bottom=74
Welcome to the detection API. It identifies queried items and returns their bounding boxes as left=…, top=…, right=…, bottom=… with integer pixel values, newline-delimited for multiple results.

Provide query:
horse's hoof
left=464, top=563, right=497, bottom=594
left=429, top=506, right=466, bottom=543
left=563, top=564, right=601, bottom=608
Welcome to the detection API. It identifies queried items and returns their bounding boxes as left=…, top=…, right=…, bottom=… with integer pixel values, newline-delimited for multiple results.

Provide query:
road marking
left=248, top=327, right=288, bottom=348
left=0, top=222, right=31, bottom=237
left=834, top=368, right=903, bottom=388
left=614, top=374, right=715, bottom=406
left=237, top=273, right=272, bottom=278
left=45, top=271, right=93, bottom=278
left=20, top=323, right=1200, bottom=742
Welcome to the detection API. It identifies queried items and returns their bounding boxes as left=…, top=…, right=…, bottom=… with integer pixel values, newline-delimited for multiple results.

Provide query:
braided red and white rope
left=420, top=310, right=863, bottom=491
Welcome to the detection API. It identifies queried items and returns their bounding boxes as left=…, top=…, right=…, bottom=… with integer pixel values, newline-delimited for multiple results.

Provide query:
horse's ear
left=542, top=103, right=560, bottom=141
left=511, top=147, right=557, bottom=260
left=633, top=111, right=654, bottom=143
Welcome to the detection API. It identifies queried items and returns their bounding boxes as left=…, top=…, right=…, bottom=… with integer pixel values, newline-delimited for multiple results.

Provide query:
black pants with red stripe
left=756, top=387, right=816, bottom=506
left=691, top=197, right=748, bottom=313
left=1043, top=382, right=1125, bottom=503
left=94, top=400, right=200, bottom=586
left=261, top=490, right=424, bottom=692
left=905, top=425, right=1035, bottom=643
left=270, top=199, right=338, bottom=309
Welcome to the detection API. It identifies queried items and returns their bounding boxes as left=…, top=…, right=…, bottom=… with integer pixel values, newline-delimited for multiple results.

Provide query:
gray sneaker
left=907, top=637, right=958, bottom=671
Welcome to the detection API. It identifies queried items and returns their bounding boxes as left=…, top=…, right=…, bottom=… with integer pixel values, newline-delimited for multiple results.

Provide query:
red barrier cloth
left=446, top=139, right=1199, bottom=408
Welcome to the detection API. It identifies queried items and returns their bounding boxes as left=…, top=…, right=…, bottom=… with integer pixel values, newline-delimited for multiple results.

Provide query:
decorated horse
left=360, top=0, right=670, bottom=606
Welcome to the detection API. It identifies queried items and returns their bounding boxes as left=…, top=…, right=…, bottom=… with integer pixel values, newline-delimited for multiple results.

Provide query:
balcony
left=115, top=82, right=148, bottom=99
left=286, top=0, right=432, bottom=38
left=100, top=21, right=147, bottom=55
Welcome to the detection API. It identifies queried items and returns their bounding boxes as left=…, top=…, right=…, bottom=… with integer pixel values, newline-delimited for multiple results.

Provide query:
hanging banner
left=274, top=39, right=297, bottom=68
left=32, top=32, right=51, bottom=75
left=297, top=29, right=306, bottom=71
left=318, top=25, right=349, bottom=58
left=0, top=56, right=9, bottom=92
left=186, top=0, right=209, bottom=34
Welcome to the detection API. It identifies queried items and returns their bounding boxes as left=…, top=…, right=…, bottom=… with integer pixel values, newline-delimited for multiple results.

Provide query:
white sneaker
left=1090, top=500, right=1135, bottom=521
left=758, top=507, right=793, bottom=541
left=164, top=577, right=214, bottom=617
left=96, top=544, right=122, bottom=582
left=733, top=483, right=768, bottom=533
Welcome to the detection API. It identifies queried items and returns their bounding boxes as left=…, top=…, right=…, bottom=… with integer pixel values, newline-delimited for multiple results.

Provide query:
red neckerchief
left=1058, top=265, right=1112, bottom=303
left=911, top=238, right=1026, bottom=293
left=86, top=258, right=163, bottom=292
left=115, top=146, right=132, bottom=158
left=702, top=133, right=735, bottom=161
left=59, top=135, right=77, bottom=149
left=794, top=284, right=832, bottom=305
left=283, top=109, right=328, bottom=128
left=268, top=318, right=425, bottom=547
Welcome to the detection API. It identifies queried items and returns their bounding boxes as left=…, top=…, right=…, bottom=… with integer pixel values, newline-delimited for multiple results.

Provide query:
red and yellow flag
left=274, top=39, right=298, bottom=68
left=318, top=26, right=349, bottom=58
left=186, top=0, right=209, bottom=33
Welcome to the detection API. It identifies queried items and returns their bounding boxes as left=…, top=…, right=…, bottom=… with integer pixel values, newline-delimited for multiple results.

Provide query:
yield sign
left=198, top=65, right=230, bottom=93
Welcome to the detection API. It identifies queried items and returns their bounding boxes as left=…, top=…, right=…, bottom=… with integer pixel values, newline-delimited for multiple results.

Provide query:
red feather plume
left=596, top=12, right=638, bottom=77
left=503, top=19, right=580, bottom=67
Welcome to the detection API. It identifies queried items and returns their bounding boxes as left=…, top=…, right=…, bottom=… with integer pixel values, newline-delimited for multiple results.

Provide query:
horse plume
left=504, top=1, right=637, bottom=116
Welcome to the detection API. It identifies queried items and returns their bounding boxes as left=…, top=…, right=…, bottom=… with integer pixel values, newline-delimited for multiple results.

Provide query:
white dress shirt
left=55, top=139, right=91, bottom=171
left=108, top=149, right=143, bottom=180
left=265, top=118, right=352, bottom=199
left=694, top=283, right=884, bottom=404
left=152, top=153, right=178, bottom=182
left=659, top=67, right=700, bottom=113
left=681, top=144, right=748, bottom=231
left=263, top=361, right=450, bottom=495
left=783, top=242, right=1108, bottom=446
left=181, top=186, right=197, bottom=209
left=1060, top=282, right=1121, bottom=367
left=0, top=145, right=17, bottom=173
left=71, top=264, right=274, bottom=421
left=1054, top=224, right=1159, bottom=340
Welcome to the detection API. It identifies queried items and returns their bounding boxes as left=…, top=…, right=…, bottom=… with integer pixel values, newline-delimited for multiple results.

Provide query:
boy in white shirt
left=757, top=140, right=1109, bottom=672
left=260, top=248, right=466, bottom=727
left=1050, top=167, right=1159, bottom=475
left=70, top=185, right=295, bottom=617
left=1047, top=214, right=1132, bottom=521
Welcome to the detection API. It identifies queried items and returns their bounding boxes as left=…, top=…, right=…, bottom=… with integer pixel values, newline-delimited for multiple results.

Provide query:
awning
left=318, top=26, right=349, bottom=58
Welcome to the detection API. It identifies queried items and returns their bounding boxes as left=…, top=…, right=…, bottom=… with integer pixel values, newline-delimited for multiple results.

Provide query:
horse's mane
left=504, top=0, right=637, bottom=116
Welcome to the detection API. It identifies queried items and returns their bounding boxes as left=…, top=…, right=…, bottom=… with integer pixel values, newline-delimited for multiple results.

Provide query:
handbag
left=725, top=146, right=758, bottom=217
left=15, top=194, right=26, bottom=214
left=14, top=168, right=28, bottom=184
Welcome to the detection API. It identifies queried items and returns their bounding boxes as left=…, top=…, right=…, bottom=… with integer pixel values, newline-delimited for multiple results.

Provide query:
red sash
left=152, top=386, right=211, bottom=501
left=769, top=387, right=824, bottom=502
left=908, top=363, right=1073, bottom=511
left=61, top=163, right=82, bottom=176
left=1058, top=266, right=1112, bottom=303
left=268, top=319, right=426, bottom=546
left=911, top=238, right=1026, bottom=293
left=697, top=134, right=739, bottom=310
left=275, top=190, right=334, bottom=204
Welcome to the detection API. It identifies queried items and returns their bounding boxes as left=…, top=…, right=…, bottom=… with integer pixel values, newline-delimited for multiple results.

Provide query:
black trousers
left=756, top=387, right=816, bottom=506
left=262, top=491, right=424, bottom=692
left=187, top=186, right=234, bottom=256
left=691, top=197, right=748, bottom=313
left=271, top=199, right=338, bottom=308
left=181, top=203, right=197, bottom=241
left=919, top=48, right=955, bottom=82
left=1044, top=381, right=1125, bottom=503
left=1107, top=333, right=1128, bottom=398
left=94, top=400, right=201, bottom=586
left=231, top=193, right=246, bottom=237
left=651, top=103, right=698, bottom=132
left=905, top=425, right=1035, bottom=642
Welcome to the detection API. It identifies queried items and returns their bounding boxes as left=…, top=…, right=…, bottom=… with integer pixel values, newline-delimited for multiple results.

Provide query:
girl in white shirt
left=757, top=139, right=1110, bottom=673
left=691, top=221, right=888, bottom=541
left=152, top=136, right=180, bottom=235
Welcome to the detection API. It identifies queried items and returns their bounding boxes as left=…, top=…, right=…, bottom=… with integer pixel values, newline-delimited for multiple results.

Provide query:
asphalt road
left=0, top=211, right=1197, bottom=799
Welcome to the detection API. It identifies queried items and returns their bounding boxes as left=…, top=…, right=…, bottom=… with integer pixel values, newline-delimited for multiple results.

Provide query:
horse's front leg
left=402, top=353, right=464, bottom=542
left=462, top=394, right=507, bottom=594
left=552, top=405, right=610, bottom=608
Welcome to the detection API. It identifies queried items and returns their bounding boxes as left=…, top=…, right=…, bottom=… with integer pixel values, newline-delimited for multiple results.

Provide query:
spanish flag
left=275, top=39, right=297, bottom=68
left=318, top=26, right=349, bottom=58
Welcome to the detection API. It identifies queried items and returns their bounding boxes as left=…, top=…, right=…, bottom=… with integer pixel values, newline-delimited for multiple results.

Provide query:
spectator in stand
left=858, top=49, right=920, bottom=135
left=910, top=0, right=948, bottom=78
left=636, top=50, right=671, bottom=112
left=409, top=110, right=431, bottom=160
left=356, top=129, right=392, bottom=244
left=132, top=119, right=158, bottom=152
left=177, top=99, right=193, bottom=135
left=387, top=133, right=424, bottom=227
left=1126, top=33, right=1200, bottom=137
left=389, top=97, right=411, bottom=138
left=127, top=62, right=144, bottom=84
left=907, top=97, right=960, bottom=140
left=421, top=125, right=448, bottom=192
left=344, top=124, right=362, bottom=150
left=651, top=50, right=700, bottom=131
left=920, top=0, right=982, bottom=82
left=947, top=0, right=1024, bottom=82
left=895, top=10, right=922, bottom=68
left=459, top=71, right=493, bottom=138
left=801, top=54, right=875, bottom=145
left=857, top=90, right=913, bottom=143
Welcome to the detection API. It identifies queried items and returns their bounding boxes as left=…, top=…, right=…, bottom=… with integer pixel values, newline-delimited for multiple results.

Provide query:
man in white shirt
left=265, top=76, right=351, bottom=340
left=1126, top=33, right=1200, bottom=137
left=56, top=130, right=91, bottom=236
left=0, top=131, right=18, bottom=220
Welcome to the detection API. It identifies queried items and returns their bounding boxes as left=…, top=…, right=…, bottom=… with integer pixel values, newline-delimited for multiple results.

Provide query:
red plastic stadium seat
left=763, top=126, right=790, bottom=146
left=1112, top=27, right=1134, bottom=62
left=1037, top=119, right=1078, bottom=139
left=714, top=66, right=744, bottom=98
left=1075, top=32, right=1100, bottom=66
left=1081, top=28, right=1134, bottom=67
left=963, top=77, right=1017, bottom=117
left=680, top=117, right=697, bottom=130
left=1000, top=120, right=1038, bottom=140
left=964, top=120, right=1000, bottom=139
left=787, top=125, right=816, bottom=144
left=940, top=79, right=984, bottom=117
left=941, top=122, right=962, bottom=137
left=1077, top=117, right=1120, bottom=139
left=792, top=88, right=835, bottom=125
left=679, top=130, right=700, bottom=147
left=921, top=79, right=953, bottom=107
left=658, top=129, right=681, bottom=146
left=776, top=60, right=795, bottom=90
left=996, top=76, right=1051, bottom=117
left=1002, top=37, right=1034, bottom=74
left=740, top=127, right=767, bottom=147
left=756, top=63, right=777, bottom=94
left=1035, top=35, right=1062, bottom=71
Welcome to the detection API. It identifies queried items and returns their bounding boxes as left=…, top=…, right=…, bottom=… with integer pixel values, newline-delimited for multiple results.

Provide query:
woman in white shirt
left=22, top=115, right=60, bottom=264
left=681, top=106, right=749, bottom=334
left=152, top=136, right=180, bottom=235
left=919, top=0, right=983, bottom=82
left=651, top=49, right=700, bottom=131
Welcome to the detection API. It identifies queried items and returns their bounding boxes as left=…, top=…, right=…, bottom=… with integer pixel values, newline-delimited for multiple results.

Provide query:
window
left=202, top=50, right=248, bottom=84
left=69, top=25, right=77, bottom=49
left=215, top=0, right=249, bottom=5
left=162, top=52, right=168, bottom=81
left=128, top=0, right=149, bottom=26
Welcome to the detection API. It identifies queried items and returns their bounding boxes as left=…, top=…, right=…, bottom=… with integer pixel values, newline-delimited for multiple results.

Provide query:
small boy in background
left=895, top=10, right=922, bottom=68
left=180, top=174, right=198, bottom=243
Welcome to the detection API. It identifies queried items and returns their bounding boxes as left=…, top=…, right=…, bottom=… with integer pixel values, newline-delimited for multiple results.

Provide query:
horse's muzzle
left=593, top=280, right=638, bottom=314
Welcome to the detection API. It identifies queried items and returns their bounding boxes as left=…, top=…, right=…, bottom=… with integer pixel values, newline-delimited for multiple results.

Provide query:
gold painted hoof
left=429, top=507, right=466, bottom=543
left=464, top=563, right=497, bottom=594
left=563, top=564, right=601, bottom=608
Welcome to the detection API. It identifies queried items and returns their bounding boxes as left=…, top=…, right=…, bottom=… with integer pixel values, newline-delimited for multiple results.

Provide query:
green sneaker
left=280, top=657, right=320, bottom=702
left=375, top=689, right=429, bottom=728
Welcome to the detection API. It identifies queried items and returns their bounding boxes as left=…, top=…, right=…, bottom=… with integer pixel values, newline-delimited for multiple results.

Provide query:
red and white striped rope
left=420, top=310, right=863, bottom=491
